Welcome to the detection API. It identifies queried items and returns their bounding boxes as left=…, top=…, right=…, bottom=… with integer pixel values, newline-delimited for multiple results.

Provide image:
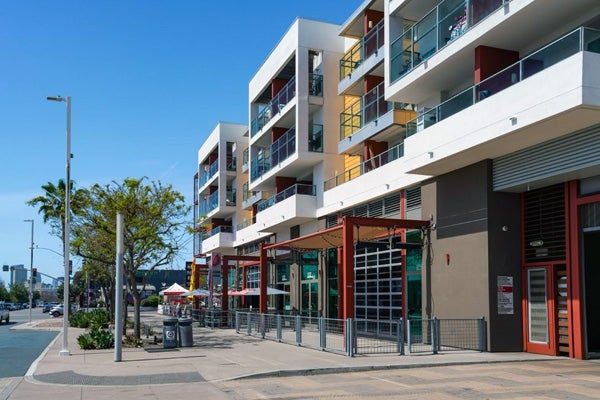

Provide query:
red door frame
left=522, top=264, right=558, bottom=356
left=567, top=181, right=600, bottom=359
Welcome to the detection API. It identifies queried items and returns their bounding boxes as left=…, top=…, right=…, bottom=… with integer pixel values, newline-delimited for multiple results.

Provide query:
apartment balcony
left=339, top=82, right=415, bottom=154
left=404, top=27, right=600, bottom=176
left=387, top=0, right=599, bottom=104
left=251, top=77, right=296, bottom=138
left=242, top=148, right=249, bottom=173
left=200, top=225, right=234, bottom=254
left=325, top=143, right=405, bottom=191
left=250, top=73, right=324, bottom=141
left=339, top=19, right=385, bottom=95
left=242, top=182, right=267, bottom=210
left=198, top=187, right=236, bottom=219
left=199, top=159, right=218, bottom=188
left=389, top=0, right=505, bottom=84
left=255, top=184, right=317, bottom=232
left=250, top=127, right=296, bottom=181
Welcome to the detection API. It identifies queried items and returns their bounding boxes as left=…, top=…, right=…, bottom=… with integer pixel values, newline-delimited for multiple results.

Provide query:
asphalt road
left=0, top=308, right=58, bottom=378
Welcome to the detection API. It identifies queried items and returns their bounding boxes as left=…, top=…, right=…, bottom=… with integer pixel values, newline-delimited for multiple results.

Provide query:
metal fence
left=234, top=312, right=486, bottom=357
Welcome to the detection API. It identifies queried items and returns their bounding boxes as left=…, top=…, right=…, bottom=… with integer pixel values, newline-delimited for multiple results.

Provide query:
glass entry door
left=525, top=266, right=557, bottom=355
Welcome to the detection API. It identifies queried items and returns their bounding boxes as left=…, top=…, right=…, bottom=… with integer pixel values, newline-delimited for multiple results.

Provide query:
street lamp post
left=23, top=219, right=34, bottom=325
left=47, top=95, right=71, bottom=357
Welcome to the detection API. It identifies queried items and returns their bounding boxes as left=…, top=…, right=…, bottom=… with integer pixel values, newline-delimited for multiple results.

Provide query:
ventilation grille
left=523, top=184, right=565, bottom=262
left=325, top=194, right=401, bottom=227
left=406, top=186, right=421, bottom=210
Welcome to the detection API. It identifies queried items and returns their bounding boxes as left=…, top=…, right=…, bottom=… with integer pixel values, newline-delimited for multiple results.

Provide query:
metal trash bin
left=178, top=317, right=193, bottom=347
left=163, top=317, right=178, bottom=349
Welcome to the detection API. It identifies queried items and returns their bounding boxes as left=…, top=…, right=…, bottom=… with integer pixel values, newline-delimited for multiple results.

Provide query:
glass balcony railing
left=227, top=155, right=236, bottom=172
left=199, top=190, right=219, bottom=215
left=226, top=188, right=236, bottom=206
left=309, top=73, right=323, bottom=96
left=205, top=225, right=233, bottom=239
left=242, top=182, right=256, bottom=202
left=340, top=19, right=385, bottom=80
left=236, top=216, right=256, bottom=231
left=406, top=27, right=600, bottom=137
left=324, top=143, right=405, bottom=191
left=199, top=159, right=218, bottom=187
left=242, top=148, right=249, bottom=169
left=340, top=81, right=395, bottom=140
left=257, top=183, right=316, bottom=213
left=308, top=124, right=323, bottom=152
left=250, top=127, right=296, bottom=181
left=390, top=0, right=504, bottom=82
left=251, top=77, right=296, bottom=137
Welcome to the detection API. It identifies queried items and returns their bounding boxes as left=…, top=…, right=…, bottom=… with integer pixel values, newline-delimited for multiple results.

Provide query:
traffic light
left=32, top=267, right=37, bottom=277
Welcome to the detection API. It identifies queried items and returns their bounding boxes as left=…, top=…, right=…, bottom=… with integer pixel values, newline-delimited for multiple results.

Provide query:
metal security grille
left=354, top=245, right=403, bottom=322
left=523, top=184, right=566, bottom=262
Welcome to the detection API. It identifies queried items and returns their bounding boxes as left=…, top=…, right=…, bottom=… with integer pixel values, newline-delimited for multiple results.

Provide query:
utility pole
left=24, top=219, right=34, bottom=325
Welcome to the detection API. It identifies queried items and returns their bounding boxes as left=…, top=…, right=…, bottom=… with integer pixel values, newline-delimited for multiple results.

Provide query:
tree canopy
left=73, top=177, right=190, bottom=337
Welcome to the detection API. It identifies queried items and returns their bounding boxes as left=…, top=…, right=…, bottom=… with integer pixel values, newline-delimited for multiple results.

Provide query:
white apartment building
left=194, top=0, right=600, bottom=359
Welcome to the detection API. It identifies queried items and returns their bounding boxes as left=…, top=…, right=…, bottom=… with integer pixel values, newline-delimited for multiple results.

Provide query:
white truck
left=0, top=302, right=9, bottom=324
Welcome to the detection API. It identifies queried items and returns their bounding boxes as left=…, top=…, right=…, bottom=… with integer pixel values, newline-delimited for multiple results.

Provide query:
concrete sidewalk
left=0, top=312, right=558, bottom=399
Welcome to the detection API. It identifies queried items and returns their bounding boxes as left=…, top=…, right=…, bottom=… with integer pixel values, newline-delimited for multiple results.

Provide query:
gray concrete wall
left=421, top=160, right=522, bottom=351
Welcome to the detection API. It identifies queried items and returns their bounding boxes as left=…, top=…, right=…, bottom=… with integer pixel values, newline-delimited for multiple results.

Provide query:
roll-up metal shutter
left=493, top=124, right=600, bottom=191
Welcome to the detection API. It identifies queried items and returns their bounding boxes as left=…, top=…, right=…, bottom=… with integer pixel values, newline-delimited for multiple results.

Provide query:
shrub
left=69, top=311, right=90, bottom=328
left=76, top=327, right=115, bottom=350
left=141, top=294, right=159, bottom=308
left=70, top=308, right=111, bottom=330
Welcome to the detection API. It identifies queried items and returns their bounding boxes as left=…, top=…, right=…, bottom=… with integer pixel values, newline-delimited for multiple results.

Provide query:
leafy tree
left=9, top=283, right=29, bottom=303
left=27, top=178, right=88, bottom=250
left=0, top=281, right=9, bottom=302
left=74, top=177, right=190, bottom=337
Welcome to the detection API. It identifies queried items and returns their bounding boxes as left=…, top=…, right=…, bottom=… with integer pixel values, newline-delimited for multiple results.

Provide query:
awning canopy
left=160, top=282, right=188, bottom=296
left=264, top=217, right=431, bottom=250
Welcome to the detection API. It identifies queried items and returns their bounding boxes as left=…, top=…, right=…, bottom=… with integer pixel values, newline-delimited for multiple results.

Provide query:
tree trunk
left=133, top=292, right=141, bottom=338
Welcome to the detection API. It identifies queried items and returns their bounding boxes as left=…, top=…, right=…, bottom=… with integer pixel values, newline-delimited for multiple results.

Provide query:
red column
left=342, top=218, right=354, bottom=319
left=222, top=256, right=229, bottom=313
left=260, top=244, right=268, bottom=313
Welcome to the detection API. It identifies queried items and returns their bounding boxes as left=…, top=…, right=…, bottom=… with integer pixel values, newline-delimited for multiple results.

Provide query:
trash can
left=178, top=317, right=193, bottom=347
left=163, top=317, right=178, bottom=349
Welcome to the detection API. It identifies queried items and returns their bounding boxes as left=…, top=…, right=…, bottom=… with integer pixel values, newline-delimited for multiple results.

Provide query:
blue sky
left=0, top=1, right=360, bottom=285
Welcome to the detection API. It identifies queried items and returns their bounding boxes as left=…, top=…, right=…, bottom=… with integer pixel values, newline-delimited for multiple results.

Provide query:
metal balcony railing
left=390, top=0, right=504, bottom=82
left=251, top=77, right=296, bottom=137
left=199, top=159, right=218, bottom=187
left=250, top=127, right=296, bottom=181
left=340, top=82, right=395, bottom=140
left=406, top=27, right=600, bottom=137
left=340, top=19, right=385, bottom=80
left=205, top=225, right=233, bottom=239
left=324, top=143, right=404, bottom=191
left=256, top=183, right=316, bottom=213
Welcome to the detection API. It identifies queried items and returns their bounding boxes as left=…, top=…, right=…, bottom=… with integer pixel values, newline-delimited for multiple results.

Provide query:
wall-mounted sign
left=497, top=275, right=514, bottom=315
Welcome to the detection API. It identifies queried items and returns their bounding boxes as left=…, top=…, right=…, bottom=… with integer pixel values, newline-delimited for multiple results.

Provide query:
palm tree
left=27, top=179, right=88, bottom=249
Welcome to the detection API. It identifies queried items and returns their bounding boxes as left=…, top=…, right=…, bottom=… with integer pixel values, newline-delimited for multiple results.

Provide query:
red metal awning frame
left=256, top=216, right=431, bottom=317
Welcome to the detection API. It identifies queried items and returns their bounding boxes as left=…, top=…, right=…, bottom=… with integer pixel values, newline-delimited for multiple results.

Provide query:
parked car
left=42, top=303, right=57, bottom=313
left=49, top=304, right=77, bottom=317
left=49, top=304, right=64, bottom=317
left=5, top=303, right=17, bottom=311
left=0, top=302, right=9, bottom=324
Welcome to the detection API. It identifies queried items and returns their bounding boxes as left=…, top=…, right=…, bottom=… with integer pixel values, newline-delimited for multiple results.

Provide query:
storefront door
left=524, top=266, right=557, bottom=355
left=583, top=230, right=600, bottom=358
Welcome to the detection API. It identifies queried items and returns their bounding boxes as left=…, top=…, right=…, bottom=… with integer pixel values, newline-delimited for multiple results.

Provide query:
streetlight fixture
left=23, top=219, right=34, bottom=325
left=47, top=94, right=71, bottom=357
